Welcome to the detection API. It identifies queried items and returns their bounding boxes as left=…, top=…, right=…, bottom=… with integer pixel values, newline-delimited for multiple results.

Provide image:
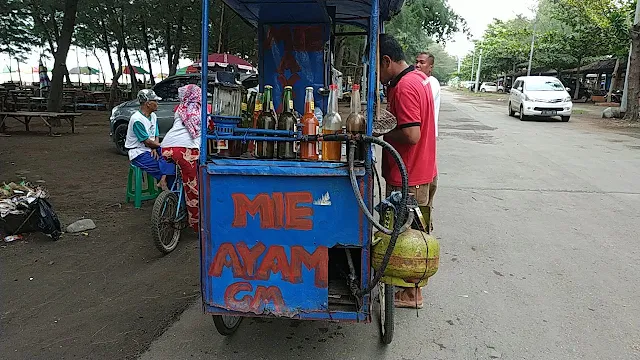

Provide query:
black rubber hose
left=346, top=136, right=410, bottom=296
left=346, top=137, right=412, bottom=236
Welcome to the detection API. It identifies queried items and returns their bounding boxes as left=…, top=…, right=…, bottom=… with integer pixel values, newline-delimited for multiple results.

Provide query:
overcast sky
left=445, top=0, right=537, bottom=58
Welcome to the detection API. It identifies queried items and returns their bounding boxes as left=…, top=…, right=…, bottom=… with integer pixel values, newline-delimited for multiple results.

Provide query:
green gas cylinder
left=372, top=228, right=440, bottom=288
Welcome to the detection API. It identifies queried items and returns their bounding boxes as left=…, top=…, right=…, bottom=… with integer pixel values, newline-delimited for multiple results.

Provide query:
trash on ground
left=0, top=182, right=61, bottom=240
left=4, top=234, right=23, bottom=242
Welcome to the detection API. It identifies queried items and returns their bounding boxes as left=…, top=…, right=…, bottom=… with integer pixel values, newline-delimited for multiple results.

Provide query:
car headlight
left=523, top=94, right=530, bottom=101
left=564, top=96, right=572, bottom=102
left=110, top=107, right=117, bottom=120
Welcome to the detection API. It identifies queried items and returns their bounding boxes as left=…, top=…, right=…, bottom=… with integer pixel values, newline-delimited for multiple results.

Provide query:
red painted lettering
left=232, top=192, right=313, bottom=230
left=209, top=243, right=327, bottom=288
left=224, top=282, right=253, bottom=310
left=251, top=285, right=285, bottom=312
left=285, top=192, right=313, bottom=230
left=224, top=282, right=285, bottom=313
left=290, top=246, right=328, bottom=288
left=232, top=193, right=274, bottom=229
left=256, top=245, right=291, bottom=282
left=236, top=242, right=266, bottom=278
left=272, top=192, right=285, bottom=229
left=208, top=243, right=245, bottom=278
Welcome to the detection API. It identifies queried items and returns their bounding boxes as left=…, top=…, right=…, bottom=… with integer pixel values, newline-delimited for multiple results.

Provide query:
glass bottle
left=241, top=91, right=256, bottom=156
left=256, top=86, right=276, bottom=159
left=300, top=87, right=319, bottom=161
left=346, top=84, right=367, bottom=161
left=322, top=84, right=342, bottom=161
left=247, top=92, right=262, bottom=156
left=278, top=86, right=296, bottom=159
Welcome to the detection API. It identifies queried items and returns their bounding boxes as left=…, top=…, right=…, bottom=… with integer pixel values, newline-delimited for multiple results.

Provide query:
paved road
left=141, top=90, right=640, bottom=360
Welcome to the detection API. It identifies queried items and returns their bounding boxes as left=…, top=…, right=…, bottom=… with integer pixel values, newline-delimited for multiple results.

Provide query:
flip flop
left=394, top=292, right=423, bottom=309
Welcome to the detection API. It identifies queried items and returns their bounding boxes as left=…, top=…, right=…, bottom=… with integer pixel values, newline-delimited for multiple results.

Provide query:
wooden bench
left=0, top=111, right=83, bottom=136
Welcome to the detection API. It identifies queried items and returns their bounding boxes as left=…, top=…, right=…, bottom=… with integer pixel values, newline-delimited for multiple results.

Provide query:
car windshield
left=526, top=80, right=564, bottom=91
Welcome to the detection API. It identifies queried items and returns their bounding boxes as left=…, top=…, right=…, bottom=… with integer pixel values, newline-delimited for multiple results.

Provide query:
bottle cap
left=352, top=84, right=360, bottom=91
left=306, top=86, right=314, bottom=90
left=284, top=86, right=292, bottom=89
left=329, top=84, right=337, bottom=90
left=264, top=85, right=273, bottom=89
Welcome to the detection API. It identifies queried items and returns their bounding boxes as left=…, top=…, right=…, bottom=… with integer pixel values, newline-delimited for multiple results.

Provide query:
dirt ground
left=2, top=97, right=638, bottom=359
left=0, top=112, right=200, bottom=360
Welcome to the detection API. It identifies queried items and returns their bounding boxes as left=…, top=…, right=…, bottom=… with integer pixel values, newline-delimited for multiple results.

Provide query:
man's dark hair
left=419, top=51, right=435, bottom=64
left=379, top=34, right=405, bottom=62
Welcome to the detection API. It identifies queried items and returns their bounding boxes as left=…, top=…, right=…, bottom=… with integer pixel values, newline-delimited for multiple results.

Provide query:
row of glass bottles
left=225, top=84, right=365, bottom=161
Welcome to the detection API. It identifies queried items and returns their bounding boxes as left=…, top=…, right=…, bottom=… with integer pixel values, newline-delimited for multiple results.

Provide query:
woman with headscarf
left=160, top=84, right=206, bottom=232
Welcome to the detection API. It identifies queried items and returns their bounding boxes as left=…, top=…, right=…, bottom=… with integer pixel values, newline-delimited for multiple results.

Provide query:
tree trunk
left=123, top=44, right=138, bottom=95
left=16, top=61, right=23, bottom=85
left=217, top=3, right=225, bottom=53
left=108, top=46, right=124, bottom=109
left=47, top=0, right=79, bottom=112
left=100, top=18, right=117, bottom=78
left=334, top=37, right=346, bottom=71
left=93, top=48, right=106, bottom=87
left=624, top=24, right=640, bottom=121
left=607, top=57, right=621, bottom=103
left=141, top=20, right=155, bottom=85
left=170, top=8, right=185, bottom=75
left=165, top=24, right=174, bottom=76
left=573, top=58, right=582, bottom=100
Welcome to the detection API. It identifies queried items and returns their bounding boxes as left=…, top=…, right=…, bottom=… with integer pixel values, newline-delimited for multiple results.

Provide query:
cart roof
left=222, top=0, right=404, bottom=28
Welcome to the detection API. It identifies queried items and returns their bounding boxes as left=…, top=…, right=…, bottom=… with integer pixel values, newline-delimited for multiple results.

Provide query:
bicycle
left=151, top=166, right=188, bottom=254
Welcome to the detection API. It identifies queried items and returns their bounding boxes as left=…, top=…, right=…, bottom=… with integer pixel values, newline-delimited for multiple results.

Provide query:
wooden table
left=0, top=111, right=83, bottom=136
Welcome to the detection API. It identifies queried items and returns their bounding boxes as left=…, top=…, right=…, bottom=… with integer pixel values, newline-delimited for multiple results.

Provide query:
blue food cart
left=197, top=0, right=413, bottom=344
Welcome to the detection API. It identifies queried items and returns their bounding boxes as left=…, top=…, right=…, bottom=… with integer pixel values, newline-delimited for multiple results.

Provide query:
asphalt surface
left=140, top=90, right=640, bottom=360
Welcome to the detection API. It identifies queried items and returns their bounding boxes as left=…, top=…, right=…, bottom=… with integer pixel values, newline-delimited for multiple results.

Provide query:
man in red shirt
left=379, top=34, right=437, bottom=308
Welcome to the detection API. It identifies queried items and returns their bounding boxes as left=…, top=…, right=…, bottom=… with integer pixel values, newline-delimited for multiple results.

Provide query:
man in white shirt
left=415, top=52, right=440, bottom=229
left=125, top=89, right=175, bottom=190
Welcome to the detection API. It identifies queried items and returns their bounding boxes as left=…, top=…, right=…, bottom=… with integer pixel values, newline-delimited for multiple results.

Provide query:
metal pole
left=527, top=17, right=537, bottom=76
left=474, top=48, right=483, bottom=92
left=470, top=49, right=475, bottom=82
left=621, top=0, right=640, bottom=112
left=200, top=0, right=209, bottom=165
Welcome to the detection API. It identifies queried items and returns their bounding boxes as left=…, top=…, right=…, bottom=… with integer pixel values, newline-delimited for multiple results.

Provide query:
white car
left=508, top=76, right=573, bottom=122
left=479, top=82, right=498, bottom=92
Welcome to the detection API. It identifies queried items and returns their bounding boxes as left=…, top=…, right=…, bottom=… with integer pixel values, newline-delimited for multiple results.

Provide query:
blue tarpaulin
left=221, top=0, right=404, bottom=27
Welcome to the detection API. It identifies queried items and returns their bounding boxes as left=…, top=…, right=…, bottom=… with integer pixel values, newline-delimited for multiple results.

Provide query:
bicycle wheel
left=379, top=282, right=394, bottom=345
left=212, top=315, right=243, bottom=336
left=151, top=190, right=181, bottom=254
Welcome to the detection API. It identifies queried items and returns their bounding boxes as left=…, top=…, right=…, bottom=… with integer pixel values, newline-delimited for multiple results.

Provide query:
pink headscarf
left=176, top=84, right=202, bottom=139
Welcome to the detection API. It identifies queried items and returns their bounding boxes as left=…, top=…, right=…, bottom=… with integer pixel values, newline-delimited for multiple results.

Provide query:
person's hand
left=151, top=149, right=160, bottom=160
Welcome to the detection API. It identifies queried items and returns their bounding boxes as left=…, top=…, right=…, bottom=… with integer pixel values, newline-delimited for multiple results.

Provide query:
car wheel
left=480, top=89, right=486, bottom=92
left=508, top=102, right=515, bottom=117
left=561, top=116, right=570, bottom=122
left=114, top=123, right=128, bottom=156
left=519, top=105, right=527, bottom=121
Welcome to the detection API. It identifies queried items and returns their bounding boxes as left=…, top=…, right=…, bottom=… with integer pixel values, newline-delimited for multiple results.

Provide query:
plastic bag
left=0, top=198, right=61, bottom=240
left=34, top=198, right=61, bottom=240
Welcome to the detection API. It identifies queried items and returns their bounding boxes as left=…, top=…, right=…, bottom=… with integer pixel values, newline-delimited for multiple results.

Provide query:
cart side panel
left=201, top=163, right=365, bottom=317
left=259, top=24, right=329, bottom=115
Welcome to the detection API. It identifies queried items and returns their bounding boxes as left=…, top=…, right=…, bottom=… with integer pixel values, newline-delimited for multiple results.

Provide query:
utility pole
left=621, top=0, right=640, bottom=113
left=527, top=21, right=537, bottom=76
left=470, top=48, right=476, bottom=82
left=474, top=47, right=483, bottom=92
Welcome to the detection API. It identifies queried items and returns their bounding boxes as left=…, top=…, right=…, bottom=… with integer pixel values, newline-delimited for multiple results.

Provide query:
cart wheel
left=212, top=315, right=243, bottom=336
left=379, top=282, right=394, bottom=344
left=151, top=190, right=181, bottom=254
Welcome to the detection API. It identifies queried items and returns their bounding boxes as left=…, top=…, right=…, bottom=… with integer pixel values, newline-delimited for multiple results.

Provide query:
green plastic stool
left=126, top=164, right=161, bottom=209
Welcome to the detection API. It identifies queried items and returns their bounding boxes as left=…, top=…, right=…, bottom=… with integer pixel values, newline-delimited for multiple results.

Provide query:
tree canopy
left=457, top=0, right=635, bottom=83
